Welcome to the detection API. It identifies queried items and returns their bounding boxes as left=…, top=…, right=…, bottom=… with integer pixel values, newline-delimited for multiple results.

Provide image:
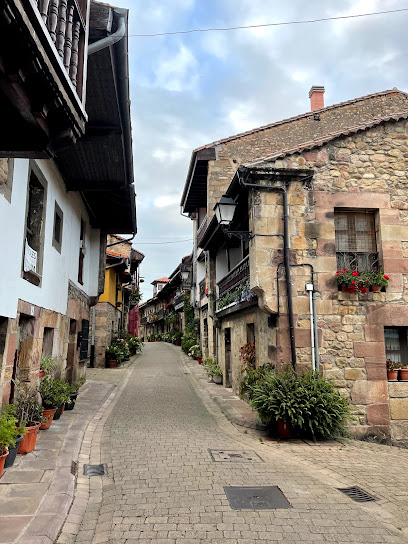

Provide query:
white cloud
left=154, top=44, right=199, bottom=92
left=226, top=101, right=259, bottom=133
left=154, top=195, right=181, bottom=208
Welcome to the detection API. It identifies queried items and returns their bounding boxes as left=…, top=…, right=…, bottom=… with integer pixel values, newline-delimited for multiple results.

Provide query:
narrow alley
left=53, top=344, right=408, bottom=544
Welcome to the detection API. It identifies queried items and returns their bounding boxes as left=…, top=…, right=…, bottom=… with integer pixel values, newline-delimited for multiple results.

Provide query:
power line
left=128, top=8, right=408, bottom=37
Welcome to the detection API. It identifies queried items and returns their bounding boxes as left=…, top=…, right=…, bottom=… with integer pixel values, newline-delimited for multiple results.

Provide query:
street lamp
left=214, top=194, right=252, bottom=241
left=181, top=266, right=192, bottom=287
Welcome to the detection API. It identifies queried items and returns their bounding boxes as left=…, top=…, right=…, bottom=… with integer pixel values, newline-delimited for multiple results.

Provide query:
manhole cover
left=224, top=486, right=291, bottom=510
left=209, top=450, right=263, bottom=463
left=83, top=464, right=107, bottom=477
left=338, top=486, right=376, bottom=503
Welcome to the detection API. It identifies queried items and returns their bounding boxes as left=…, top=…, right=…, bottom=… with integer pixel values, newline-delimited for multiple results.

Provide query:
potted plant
left=358, top=272, right=371, bottom=293
left=12, top=385, right=45, bottom=454
left=106, top=344, right=123, bottom=367
left=39, top=355, right=56, bottom=379
left=369, top=270, right=390, bottom=292
left=204, top=358, right=223, bottom=384
left=386, top=360, right=399, bottom=380
left=400, top=364, right=408, bottom=381
left=188, top=345, right=201, bottom=361
left=39, top=377, right=71, bottom=424
left=65, top=377, right=86, bottom=411
left=336, top=269, right=360, bottom=293
left=1, top=405, right=26, bottom=469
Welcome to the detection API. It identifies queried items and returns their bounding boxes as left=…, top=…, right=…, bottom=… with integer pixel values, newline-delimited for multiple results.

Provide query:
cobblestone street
left=58, top=344, right=408, bottom=544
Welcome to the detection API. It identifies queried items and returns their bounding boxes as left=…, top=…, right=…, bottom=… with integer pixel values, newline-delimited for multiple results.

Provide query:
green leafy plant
left=387, top=360, right=400, bottom=371
left=188, top=344, right=201, bottom=358
left=203, top=357, right=222, bottom=377
left=70, top=377, right=86, bottom=394
left=369, top=270, right=390, bottom=288
left=127, top=336, right=143, bottom=352
left=11, top=383, right=46, bottom=425
left=106, top=344, right=124, bottom=362
left=216, top=279, right=255, bottom=311
left=39, top=377, right=71, bottom=409
left=182, top=331, right=196, bottom=354
left=0, top=408, right=24, bottom=455
left=240, top=363, right=276, bottom=401
left=249, top=368, right=351, bottom=440
left=40, top=355, right=56, bottom=375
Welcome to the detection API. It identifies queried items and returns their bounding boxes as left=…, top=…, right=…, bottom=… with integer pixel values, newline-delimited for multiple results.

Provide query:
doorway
left=224, top=328, right=232, bottom=387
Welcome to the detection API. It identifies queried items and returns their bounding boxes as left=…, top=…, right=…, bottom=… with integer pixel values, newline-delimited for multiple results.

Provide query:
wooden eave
left=181, top=147, right=216, bottom=214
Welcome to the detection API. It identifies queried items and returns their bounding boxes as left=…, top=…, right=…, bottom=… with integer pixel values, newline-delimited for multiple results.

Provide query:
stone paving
left=56, top=343, right=408, bottom=544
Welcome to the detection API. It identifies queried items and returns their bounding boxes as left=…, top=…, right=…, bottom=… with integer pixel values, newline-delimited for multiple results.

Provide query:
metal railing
left=336, top=251, right=379, bottom=272
left=173, top=293, right=184, bottom=309
left=218, top=256, right=250, bottom=297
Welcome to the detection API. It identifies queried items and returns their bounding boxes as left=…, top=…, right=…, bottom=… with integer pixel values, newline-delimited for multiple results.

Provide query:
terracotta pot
left=18, top=423, right=40, bottom=454
left=130, top=350, right=135, bottom=356
left=40, top=407, right=57, bottom=430
left=372, top=285, right=382, bottom=292
left=387, top=369, right=399, bottom=381
left=39, top=369, right=46, bottom=379
left=341, top=285, right=349, bottom=292
left=399, top=369, right=408, bottom=381
left=277, top=419, right=291, bottom=438
left=197, top=356, right=202, bottom=364
left=109, top=360, right=118, bottom=368
left=0, top=451, right=9, bottom=478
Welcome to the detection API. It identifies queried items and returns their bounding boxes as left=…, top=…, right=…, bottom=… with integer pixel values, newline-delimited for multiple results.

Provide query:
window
left=334, top=210, right=379, bottom=272
left=23, top=166, right=46, bottom=286
left=78, top=218, right=85, bottom=285
left=79, top=319, right=89, bottom=361
left=385, top=327, right=408, bottom=365
left=52, top=202, right=63, bottom=253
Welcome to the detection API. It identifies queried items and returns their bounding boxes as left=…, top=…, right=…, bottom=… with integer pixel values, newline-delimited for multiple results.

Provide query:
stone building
left=181, top=87, right=408, bottom=444
left=0, top=2, right=136, bottom=403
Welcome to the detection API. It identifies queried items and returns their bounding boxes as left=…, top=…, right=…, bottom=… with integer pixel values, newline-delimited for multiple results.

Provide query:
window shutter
left=80, top=319, right=89, bottom=360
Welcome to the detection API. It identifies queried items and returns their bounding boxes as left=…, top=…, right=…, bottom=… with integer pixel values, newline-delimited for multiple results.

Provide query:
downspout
left=90, top=306, right=96, bottom=368
left=239, top=177, right=297, bottom=369
left=88, top=15, right=126, bottom=56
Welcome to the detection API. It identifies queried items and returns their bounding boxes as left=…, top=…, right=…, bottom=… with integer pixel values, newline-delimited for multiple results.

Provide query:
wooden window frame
left=52, top=201, right=63, bottom=253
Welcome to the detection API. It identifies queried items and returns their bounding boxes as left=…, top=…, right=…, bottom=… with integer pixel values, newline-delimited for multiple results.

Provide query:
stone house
left=0, top=2, right=136, bottom=403
left=93, top=235, right=144, bottom=368
left=181, top=86, right=408, bottom=444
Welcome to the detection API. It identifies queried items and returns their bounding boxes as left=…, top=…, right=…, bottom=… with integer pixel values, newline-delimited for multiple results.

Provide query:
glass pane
left=334, top=212, right=376, bottom=252
left=385, top=327, right=401, bottom=363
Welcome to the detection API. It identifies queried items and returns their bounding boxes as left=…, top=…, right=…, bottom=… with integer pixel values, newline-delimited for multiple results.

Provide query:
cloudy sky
left=112, top=0, right=408, bottom=300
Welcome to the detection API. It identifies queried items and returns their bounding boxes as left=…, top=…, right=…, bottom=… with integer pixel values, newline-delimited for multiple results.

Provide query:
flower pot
left=65, top=392, right=78, bottom=411
left=39, top=369, right=46, bottom=379
left=4, top=435, right=23, bottom=468
left=18, top=423, right=40, bottom=454
left=387, top=369, right=399, bottom=380
left=277, top=419, right=291, bottom=438
left=399, top=369, right=408, bottom=381
left=109, top=360, right=118, bottom=368
left=341, top=285, right=349, bottom=292
left=372, top=285, right=382, bottom=292
left=53, top=404, right=64, bottom=421
left=197, top=356, right=202, bottom=364
left=213, top=375, right=223, bottom=384
left=40, top=407, right=57, bottom=430
left=130, top=350, right=135, bottom=356
left=0, top=451, right=9, bottom=478
left=359, top=287, right=369, bottom=293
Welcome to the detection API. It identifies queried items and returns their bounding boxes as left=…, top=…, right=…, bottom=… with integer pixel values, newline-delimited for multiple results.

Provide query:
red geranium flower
left=352, top=271, right=359, bottom=276
left=384, top=275, right=390, bottom=280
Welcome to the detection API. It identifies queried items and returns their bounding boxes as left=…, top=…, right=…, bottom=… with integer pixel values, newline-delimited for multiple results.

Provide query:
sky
left=110, top=0, right=408, bottom=301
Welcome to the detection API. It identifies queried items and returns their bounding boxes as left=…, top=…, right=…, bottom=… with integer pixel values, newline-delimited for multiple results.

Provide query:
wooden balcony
left=199, top=279, right=206, bottom=300
left=218, top=256, right=250, bottom=297
left=196, top=214, right=208, bottom=246
left=0, top=0, right=88, bottom=158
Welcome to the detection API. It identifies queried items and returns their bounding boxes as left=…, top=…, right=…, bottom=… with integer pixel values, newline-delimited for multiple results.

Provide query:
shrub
left=106, top=344, right=123, bottom=362
left=181, top=331, right=196, bottom=354
left=239, top=342, right=256, bottom=373
left=249, top=368, right=351, bottom=440
left=70, top=376, right=86, bottom=394
left=0, top=408, right=24, bottom=455
left=11, top=383, right=46, bottom=425
left=240, top=363, right=275, bottom=401
left=40, top=355, right=56, bottom=375
left=203, top=357, right=222, bottom=377
left=39, top=377, right=71, bottom=409
left=188, top=345, right=201, bottom=358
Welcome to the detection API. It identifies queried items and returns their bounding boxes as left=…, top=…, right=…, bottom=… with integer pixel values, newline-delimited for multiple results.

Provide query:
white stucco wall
left=0, top=158, right=101, bottom=318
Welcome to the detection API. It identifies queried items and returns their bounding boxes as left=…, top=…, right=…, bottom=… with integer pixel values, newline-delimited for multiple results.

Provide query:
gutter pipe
left=238, top=176, right=297, bottom=369
left=88, top=15, right=126, bottom=55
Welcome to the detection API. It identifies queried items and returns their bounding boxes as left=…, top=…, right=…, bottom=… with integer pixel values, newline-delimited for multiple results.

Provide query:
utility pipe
left=238, top=177, right=297, bottom=369
left=306, top=283, right=315, bottom=371
left=312, top=290, right=320, bottom=371
left=88, top=15, right=126, bottom=55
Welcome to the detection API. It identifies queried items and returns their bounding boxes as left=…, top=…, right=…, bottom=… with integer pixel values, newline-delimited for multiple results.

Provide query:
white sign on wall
left=24, top=240, right=37, bottom=273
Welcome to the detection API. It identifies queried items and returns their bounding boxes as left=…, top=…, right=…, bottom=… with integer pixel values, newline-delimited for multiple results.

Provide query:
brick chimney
left=309, top=85, right=325, bottom=111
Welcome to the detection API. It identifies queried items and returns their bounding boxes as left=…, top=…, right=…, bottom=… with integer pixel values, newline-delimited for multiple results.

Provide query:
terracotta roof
left=106, top=250, right=127, bottom=258
left=246, top=109, right=408, bottom=166
left=152, top=277, right=169, bottom=284
left=194, top=88, right=408, bottom=152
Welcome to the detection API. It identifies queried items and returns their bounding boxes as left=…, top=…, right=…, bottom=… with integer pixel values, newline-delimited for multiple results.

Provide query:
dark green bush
left=240, top=363, right=275, bottom=401
left=249, top=367, right=351, bottom=440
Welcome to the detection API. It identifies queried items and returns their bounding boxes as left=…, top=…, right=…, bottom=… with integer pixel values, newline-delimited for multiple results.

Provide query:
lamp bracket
left=222, top=227, right=253, bottom=241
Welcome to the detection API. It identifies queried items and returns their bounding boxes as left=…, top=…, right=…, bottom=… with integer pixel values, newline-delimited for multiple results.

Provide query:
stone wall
left=93, top=301, right=121, bottom=368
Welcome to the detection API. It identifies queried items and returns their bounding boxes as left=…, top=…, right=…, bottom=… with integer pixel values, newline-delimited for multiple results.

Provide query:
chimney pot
left=309, top=85, right=325, bottom=111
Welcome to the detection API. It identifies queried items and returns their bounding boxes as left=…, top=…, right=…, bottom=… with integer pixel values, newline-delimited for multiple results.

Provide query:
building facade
left=181, top=87, right=408, bottom=444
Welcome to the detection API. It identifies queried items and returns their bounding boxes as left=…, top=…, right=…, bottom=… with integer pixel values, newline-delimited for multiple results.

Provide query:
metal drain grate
left=224, top=486, right=291, bottom=510
left=83, top=464, right=107, bottom=477
left=71, top=461, right=78, bottom=476
left=338, top=486, right=376, bottom=503
left=209, top=449, right=263, bottom=463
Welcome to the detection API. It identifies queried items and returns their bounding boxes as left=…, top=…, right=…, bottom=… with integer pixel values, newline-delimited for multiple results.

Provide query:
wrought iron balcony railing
left=336, top=251, right=379, bottom=273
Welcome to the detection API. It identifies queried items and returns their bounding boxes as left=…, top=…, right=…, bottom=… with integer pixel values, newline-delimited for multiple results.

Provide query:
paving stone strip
left=56, top=343, right=407, bottom=544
